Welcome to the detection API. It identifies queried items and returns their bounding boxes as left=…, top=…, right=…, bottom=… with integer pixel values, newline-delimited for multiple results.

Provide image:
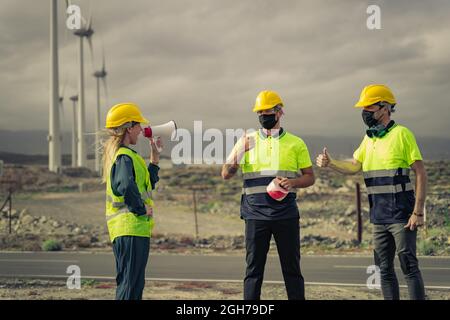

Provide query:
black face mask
left=259, top=114, right=278, bottom=129
left=361, top=110, right=379, bottom=128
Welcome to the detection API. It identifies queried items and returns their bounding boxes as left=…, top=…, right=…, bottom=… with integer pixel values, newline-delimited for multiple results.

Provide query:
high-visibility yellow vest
left=239, top=129, right=312, bottom=219
left=353, top=123, right=423, bottom=223
left=106, top=147, right=154, bottom=242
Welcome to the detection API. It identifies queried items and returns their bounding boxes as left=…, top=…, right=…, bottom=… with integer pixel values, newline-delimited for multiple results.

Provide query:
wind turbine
left=58, top=96, right=65, bottom=124
left=48, top=0, right=62, bottom=173
left=69, top=95, right=79, bottom=167
left=73, top=14, right=94, bottom=168
left=58, top=78, right=67, bottom=127
left=58, top=93, right=65, bottom=166
left=93, top=50, right=108, bottom=174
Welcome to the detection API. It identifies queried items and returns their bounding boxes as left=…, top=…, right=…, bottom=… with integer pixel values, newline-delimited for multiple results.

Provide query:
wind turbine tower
left=49, top=0, right=61, bottom=172
left=93, top=53, right=107, bottom=173
left=73, top=18, right=93, bottom=167
left=69, top=95, right=79, bottom=167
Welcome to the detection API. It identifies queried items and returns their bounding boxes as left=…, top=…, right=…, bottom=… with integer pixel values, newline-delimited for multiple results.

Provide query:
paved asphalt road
left=0, top=252, right=449, bottom=289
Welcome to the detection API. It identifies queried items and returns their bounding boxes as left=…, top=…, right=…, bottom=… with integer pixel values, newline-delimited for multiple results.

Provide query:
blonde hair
left=101, top=126, right=127, bottom=183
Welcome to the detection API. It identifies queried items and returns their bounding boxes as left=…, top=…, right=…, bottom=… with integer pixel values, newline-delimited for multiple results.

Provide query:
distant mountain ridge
left=0, top=130, right=448, bottom=162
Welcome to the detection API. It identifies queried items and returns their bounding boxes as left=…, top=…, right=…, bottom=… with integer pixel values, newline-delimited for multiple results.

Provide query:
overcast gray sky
left=1, top=0, right=449, bottom=138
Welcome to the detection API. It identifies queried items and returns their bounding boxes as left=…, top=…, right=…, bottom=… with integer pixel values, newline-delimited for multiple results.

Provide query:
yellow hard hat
left=253, top=90, right=284, bottom=112
left=354, top=84, right=396, bottom=108
left=105, top=102, right=149, bottom=128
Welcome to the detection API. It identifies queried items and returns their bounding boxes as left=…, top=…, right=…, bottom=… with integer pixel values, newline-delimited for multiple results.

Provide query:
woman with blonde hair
left=102, top=102, right=161, bottom=300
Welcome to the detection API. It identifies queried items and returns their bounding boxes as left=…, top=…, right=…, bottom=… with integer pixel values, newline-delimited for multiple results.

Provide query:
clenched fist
left=146, top=206, right=154, bottom=218
left=226, top=133, right=256, bottom=165
left=241, top=133, right=256, bottom=153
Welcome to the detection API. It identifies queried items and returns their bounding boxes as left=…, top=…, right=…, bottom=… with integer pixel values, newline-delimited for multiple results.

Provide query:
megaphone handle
left=154, top=136, right=163, bottom=153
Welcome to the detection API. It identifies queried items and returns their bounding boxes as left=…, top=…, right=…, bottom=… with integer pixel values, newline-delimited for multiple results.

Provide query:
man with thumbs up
left=316, top=84, right=427, bottom=300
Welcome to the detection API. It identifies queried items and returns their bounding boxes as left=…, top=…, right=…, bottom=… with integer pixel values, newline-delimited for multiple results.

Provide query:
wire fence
left=0, top=166, right=448, bottom=241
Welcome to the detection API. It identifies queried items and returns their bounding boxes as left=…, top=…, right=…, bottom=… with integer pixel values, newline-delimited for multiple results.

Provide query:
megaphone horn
left=143, top=120, right=177, bottom=139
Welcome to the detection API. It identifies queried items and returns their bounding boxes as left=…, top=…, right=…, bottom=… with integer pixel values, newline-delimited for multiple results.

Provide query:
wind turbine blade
left=60, top=77, right=67, bottom=98
left=87, top=9, right=93, bottom=31
left=80, top=15, right=87, bottom=28
left=87, top=18, right=92, bottom=31
left=102, top=78, right=109, bottom=104
left=59, top=76, right=67, bottom=128
left=102, top=46, right=106, bottom=72
left=88, top=38, right=95, bottom=71
left=59, top=98, right=65, bottom=127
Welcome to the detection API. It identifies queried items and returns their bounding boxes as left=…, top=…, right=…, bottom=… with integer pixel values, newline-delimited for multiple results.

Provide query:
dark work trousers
left=244, top=218, right=305, bottom=300
left=112, top=236, right=150, bottom=300
left=373, top=223, right=425, bottom=300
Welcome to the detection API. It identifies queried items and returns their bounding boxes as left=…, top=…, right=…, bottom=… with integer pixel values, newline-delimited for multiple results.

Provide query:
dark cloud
left=0, top=0, right=449, bottom=139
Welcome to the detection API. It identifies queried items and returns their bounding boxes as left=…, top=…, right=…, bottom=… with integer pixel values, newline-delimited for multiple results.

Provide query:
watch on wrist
left=413, top=212, right=424, bottom=217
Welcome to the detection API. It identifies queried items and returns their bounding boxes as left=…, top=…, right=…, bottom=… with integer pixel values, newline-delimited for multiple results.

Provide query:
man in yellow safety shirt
left=222, top=90, right=315, bottom=300
left=316, top=84, right=427, bottom=300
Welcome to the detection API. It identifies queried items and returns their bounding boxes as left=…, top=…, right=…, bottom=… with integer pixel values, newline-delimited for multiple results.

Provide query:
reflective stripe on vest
left=106, top=190, right=153, bottom=210
left=363, top=167, right=412, bottom=195
left=243, top=170, right=300, bottom=180
left=105, top=208, right=129, bottom=221
left=366, top=182, right=413, bottom=195
left=242, top=186, right=296, bottom=195
left=363, top=168, right=410, bottom=179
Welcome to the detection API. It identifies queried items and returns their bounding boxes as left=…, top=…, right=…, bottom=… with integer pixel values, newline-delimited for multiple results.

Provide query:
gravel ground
left=0, top=278, right=448, bottom=300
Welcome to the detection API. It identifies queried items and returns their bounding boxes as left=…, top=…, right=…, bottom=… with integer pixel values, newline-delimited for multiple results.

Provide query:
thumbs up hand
left=316, top=147, right=331, bottom=168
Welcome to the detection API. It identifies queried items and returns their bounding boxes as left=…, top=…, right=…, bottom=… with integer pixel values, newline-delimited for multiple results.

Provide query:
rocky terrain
left=0, top=161, right=448, bottom=255
left=0, top=208, right=376, bottom=253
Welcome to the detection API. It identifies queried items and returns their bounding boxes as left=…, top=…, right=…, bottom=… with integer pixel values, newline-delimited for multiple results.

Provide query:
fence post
left=356, top=182, right=362, bottom=245
left=192, top=189, right=199, bottom=239
left=423, top=198, right=428, bottom=237
left=8, top=188, right=12, bottom=234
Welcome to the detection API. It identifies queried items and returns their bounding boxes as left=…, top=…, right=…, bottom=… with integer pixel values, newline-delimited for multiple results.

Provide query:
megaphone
left=143, top=120, right=177, bottom=139
left=143, top=120, right=177, bottom=153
